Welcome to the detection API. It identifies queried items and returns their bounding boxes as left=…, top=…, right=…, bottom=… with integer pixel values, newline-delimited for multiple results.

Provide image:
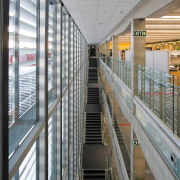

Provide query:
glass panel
left=136, top=106, right=180, bottom=179
left=48, top=1, right=57, bottom=106
left=8, top=0, right=38, bottom=157
left=11, top=142, right=37, bottom=180
left=48, top=109, right=57, bottom=179
left=62, top=91, right=68, bottom=178
left=62, top=8, right=69, bottom=89
left=137, top=64, right=180, bottom=137
left=69, top=19, right=74, bottom=163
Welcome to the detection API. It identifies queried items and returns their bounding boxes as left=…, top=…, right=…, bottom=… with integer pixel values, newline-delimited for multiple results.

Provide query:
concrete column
left=131, top=19, right=146, bottom=97
left=105, top=41, right=110, bottom=58
left=112, top=36, right=119, bottom=74
left=112, top=35, right=119, bottom=59
left=103, top=43, right=106, bottom=56
left=130, top=18, right=146, bottom=180
left=133, top=133, right=146, bottom=180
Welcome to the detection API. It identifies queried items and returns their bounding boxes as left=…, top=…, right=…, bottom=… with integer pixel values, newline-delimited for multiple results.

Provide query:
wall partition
left=0, top=0, right=88, bottom=179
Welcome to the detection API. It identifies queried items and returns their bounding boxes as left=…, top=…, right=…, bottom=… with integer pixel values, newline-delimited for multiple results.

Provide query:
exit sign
left=133, top=140, right=140, bottom=146
left=133, top=30, right=146, bottom=37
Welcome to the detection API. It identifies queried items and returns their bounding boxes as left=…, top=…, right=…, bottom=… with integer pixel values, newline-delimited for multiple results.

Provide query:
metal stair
left=83, top=169, right=105, bottom=180
left=114, top=117, right=130, bottom=178
left=86, top=113, right=102, bottom=144
left=87, top=88, right=99, bottom=104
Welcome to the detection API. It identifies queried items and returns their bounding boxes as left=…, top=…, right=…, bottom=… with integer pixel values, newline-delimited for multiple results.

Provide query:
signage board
left=133, top=30, right=146, bottom=37
left=133, top=139, right=140, bottom=146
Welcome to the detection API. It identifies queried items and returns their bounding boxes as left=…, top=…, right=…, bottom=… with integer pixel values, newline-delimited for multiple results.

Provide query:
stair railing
left=81, top=169, right=84, bottom=180
left=83, top=112, right=86, bottom=144
left=105, top=156, right=113, bottom=180
left=101, top=112, right=105, bottom=145
left=101, top=115, right=108, bottom=145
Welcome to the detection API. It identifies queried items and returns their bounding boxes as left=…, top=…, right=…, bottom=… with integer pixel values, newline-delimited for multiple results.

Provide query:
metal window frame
left=2, top=0, right=88, bottom=179
left=0, top=0, right=9, bottom=179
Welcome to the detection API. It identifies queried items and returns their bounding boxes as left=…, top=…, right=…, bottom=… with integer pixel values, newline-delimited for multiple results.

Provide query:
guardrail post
left=177, top=86, right=180, bottom=137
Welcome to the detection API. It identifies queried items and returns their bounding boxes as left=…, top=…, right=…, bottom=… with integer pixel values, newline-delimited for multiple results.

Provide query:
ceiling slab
left=62, top=0, right=141, bottom=44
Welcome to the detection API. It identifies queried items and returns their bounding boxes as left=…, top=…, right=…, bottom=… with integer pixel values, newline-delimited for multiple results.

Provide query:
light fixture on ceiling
left=162, top=16, right=180, bottom=19
left=146, top=18, right=180, bottom=21
left=119, top=11, right=123, bottom=14
left=146, top=24, right=180, bottom=27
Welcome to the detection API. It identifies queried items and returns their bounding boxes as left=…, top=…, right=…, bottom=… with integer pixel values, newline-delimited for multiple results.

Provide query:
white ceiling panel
left=62, top=0, right=141, bottom=44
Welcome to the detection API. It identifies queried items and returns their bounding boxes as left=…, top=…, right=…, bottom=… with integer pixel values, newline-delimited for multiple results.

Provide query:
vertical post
left=172, top=75, right=175, bottom=133
left=56, top=2, right=62, bottom=179
left=105, top=41, right=110, bottom=58
left=150, top=70, right=154, bottom=110
left=177, top=85, right=180, bottom=137
left=161, top=84, right=166, bottom=122
left=0, top=0, right=9, bottom=179
left=130, top=18, right=146, bottom=180
left=14, top=0, right=20, bottom=121
left=67, top=14, right=71, bottom=180
left=112, top=35, right=119, bottom=60
left=36, top=1, right=40, bottom=177
left=38, top=0, right=49, bottom=179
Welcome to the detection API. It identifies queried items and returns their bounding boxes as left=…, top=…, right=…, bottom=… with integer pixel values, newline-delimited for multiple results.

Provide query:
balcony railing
left=137, top=64, right=180, bottom=136
left=99, top=56, right=180, bottom=137
left=99, top=57, right=180, bottom=179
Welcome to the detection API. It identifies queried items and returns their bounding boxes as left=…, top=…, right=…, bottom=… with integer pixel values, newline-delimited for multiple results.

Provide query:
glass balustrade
left=100, top=56, right=179, bottom=137
left=137, top=64, right=180, bottom=136
left=100, top=57, right=180, bottom=179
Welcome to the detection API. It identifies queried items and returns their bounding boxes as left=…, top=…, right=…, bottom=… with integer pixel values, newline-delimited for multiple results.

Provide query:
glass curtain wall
left=4, top=0, right=88, bottom=179
left=8, top=0, right=38, bottom=158
left=48, top=1, right=57, bottom=106
left=62, top=7, right=69, bottom=178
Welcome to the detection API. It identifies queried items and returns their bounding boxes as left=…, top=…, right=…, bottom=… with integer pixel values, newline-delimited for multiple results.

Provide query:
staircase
left=86, top=113, right=102, bottom=144
left=88, top=68, right=98, bottom=83
left=114, top=117, right=130, bottom=177
left=83, top=45, right=105, bottom=180
left=87, top=88, right=99, bottom=104
left=90, top=47, right=96, bottom=57
left=83, top=169, right=105, bottom=180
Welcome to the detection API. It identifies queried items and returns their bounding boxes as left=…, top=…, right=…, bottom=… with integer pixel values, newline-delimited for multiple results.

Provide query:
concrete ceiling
left=118, top=9, right=180, bottom=44
left=61, top=0, right=141, bottom=44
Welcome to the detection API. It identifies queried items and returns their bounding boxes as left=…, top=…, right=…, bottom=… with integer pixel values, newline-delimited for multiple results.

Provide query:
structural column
left=105, top=41, right=110, bottom=58
left=130, top=18, right=146, bottom=180
left=112, top=35, right=119, bottom=59
left=112, top=35, right=119, bottom=74
left=131, top=18, right=146, bottom=97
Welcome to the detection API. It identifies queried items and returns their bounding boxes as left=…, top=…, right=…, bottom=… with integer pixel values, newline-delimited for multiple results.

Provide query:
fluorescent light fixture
left=147, top=30, right=180, bottom=33
left=162, top=16, right=180, bottom=19
left=146, top=18, right=180, bottom=21
left=146, top=25, right=180, bottom=27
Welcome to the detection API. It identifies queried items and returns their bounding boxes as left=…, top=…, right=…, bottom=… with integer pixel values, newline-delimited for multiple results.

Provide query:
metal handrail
left=101, top=89, right=129, bottom=180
